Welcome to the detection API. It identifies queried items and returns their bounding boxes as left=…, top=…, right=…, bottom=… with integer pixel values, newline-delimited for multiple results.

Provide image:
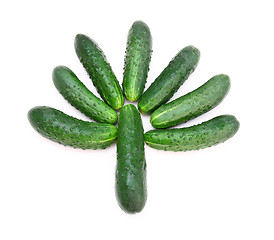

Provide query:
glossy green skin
left=74, top=34, right=124, bottom=110
left=53, top=66, right=118, bottom=124
left=150, top=74, right=230, bottom=128
left=116, top=104, right=147, bottom=213
left=28, top=106, right=117, bottom=150
left=138, top=45, right=200, bottom=114
left=145, top=115, right=239, bottom=151
left=122, top=21, right=152, bottom=101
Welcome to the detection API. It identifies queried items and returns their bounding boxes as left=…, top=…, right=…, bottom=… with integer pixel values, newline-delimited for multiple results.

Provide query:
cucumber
left=53, top=66, right=118, bottom=124
left=144, top=115, right=239, bottom=151
left=150, top=74, right=230, bottom=128
left=138, top=45, right=200, bottom=114
left=28, top=106, right=117, bottom=150
left=116, top=104, right=147, bottom=213
left=122, top=21, right=152, bottom=101
left=74, top=34, right=124, bottom=110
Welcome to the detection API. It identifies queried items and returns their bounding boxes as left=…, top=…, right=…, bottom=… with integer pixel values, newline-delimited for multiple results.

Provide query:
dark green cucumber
left=53, top=66, right=118, bottom=124
left=28, top=106, right=117, bottom=150
left=150, top=74, right=230, bottom=128
left=145, top=115, right=239, bottom=151
left=116, top=104, right=147, bottom=213
left=74, top=34, right=124, bottom=110
left=138, top=45, right=200, bottom=114
left=122, top=21, right=152, bottom=101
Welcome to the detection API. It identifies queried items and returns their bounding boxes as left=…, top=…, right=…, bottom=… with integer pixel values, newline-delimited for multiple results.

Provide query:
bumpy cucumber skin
left=145, top=115, right=239, bottom=151
left=74, top=34, right=124, bottom=110
left=138, top=46, right=200, bottom=114
left=28, top=106, right=117, bottom=150
left=53, top=66, right=118, bottom=124
left=116, top=104, right=147, bottom=213
left=150, top=74, right=230, bottom=128
left=122, top=21, right=152, bottom=102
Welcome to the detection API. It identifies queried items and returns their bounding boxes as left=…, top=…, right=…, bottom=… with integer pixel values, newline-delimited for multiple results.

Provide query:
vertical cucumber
left=116, top=104, right=147, bottom=213
left=150, top=74, right=230, bottom=128
left=74, top=34, right=124, bottom=110
left=138, top=45, right=200, bottom=114
left=53, top=66, right=118, bottom=124
left=28, top=106, right=117, bottom=150
left=122, top=20, right=152, bottom=101
left=145, top=115, right=240, bottom=151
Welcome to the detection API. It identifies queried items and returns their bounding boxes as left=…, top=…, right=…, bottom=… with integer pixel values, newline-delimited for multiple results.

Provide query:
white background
left=1, top=0, right=273, bottom=239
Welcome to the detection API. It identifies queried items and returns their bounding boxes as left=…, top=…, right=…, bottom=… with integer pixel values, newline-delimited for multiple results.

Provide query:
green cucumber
left=74, top=34, right=124, bottom=110
left=28, top=106, right=117, bottom=150
left=116, top=104, right=147, bottom=213
left=122, top=21, right=152, bottom=101
left=145, top=115, right=239, bottom=151
left=53, top=66, right=118, bottom=124
left=150, top=74, right=230, bottom=128
left=138, top=45, right=200, bottom=114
